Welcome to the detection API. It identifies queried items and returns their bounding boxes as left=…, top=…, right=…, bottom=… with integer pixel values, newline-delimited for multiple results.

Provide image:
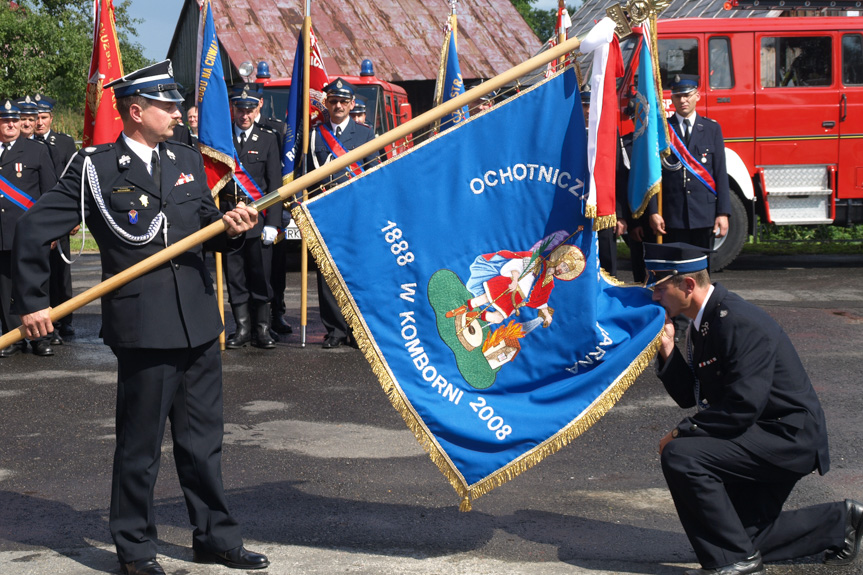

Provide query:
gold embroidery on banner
left=592, top=213, right=617, bottom=232
left=198, top=144, right=234, bottom=196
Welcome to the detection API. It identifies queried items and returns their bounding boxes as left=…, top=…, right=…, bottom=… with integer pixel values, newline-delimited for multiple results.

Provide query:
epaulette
left=702, top=116, right=718, bottom=123
left=78, top=143, right=115, bottom=156
left=166, top=138, right=198, bottom=152
left=257, top=123, right=277, bottom=135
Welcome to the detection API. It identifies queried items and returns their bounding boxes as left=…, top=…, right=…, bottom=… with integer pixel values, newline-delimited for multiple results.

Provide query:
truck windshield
left=261, top=87, right=291, bottom=120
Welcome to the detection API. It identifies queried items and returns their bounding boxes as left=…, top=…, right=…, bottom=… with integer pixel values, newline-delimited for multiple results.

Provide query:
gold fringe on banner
left=584, top=204, right=597, bottom=219
left=294, top=202, right=665, bottom=511
left=198, top=145, right=235, bottom=196
left=631, top=179, right=661, bottom=220
left=592, top=213, right=617, bottom=232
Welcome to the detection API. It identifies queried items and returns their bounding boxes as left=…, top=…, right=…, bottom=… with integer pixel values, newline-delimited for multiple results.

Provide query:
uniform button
left=690, top=424, right=699, bottom=431
left=174, top=264, right=180, bottom=270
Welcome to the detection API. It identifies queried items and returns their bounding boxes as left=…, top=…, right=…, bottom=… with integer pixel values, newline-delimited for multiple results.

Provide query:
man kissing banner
left=293, top=67, right=665, bottom=510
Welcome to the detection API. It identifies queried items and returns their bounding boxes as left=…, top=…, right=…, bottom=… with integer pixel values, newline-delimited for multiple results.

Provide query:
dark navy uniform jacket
left=648, top=115, right=731, bottom=229
left=41, top=130, right=77, bottom=178
left=222, top=123, right=282, bottom=236
left=657, top=282, right=830, bottom=476
left=0, top=137, right=56, bottom=250
left=12, top=137, right=239, bottom=349
left=308, top=118, right=379, bottom=190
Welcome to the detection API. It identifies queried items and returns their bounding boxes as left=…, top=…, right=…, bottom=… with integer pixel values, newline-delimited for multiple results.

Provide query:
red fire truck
left=249, top=59, right=414, bottom=160
left=619, top=15, right=863, bottom=269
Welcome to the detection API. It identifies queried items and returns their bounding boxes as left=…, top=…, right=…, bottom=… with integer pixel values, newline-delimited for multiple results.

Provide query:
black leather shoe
left=31, top=340, right=54, bottom=357
left=322, top=335, right=345, bottom=349
left=685, top=551, right=764, bottom=575
left=193, top=544, right=269, bottom=569
left=0, top=342, right=26, bottom=358
left=49, top=332, right=63, bottom=346
left=120, top=558, right=166, bottom=575
left=826, top=499, right=863, bottom=565
left=271, top=314, right=293, bottom=334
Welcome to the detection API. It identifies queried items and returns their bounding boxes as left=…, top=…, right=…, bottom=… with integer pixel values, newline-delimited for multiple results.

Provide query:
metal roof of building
left=568, top=0, right=774, bottom=38
left=192, top=0, right=541, bottom=82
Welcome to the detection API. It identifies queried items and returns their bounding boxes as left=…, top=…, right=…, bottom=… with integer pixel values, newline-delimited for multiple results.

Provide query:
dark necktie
left=238, top=131, right=246, bottom=150
left=0, top=143, right=6, bottom=163
left=335, top=126, right=342, bottom=137
left=151, top=150, right=161, bottom=192
left=35, top=134, right=45, bottom=142
left=683, top=119, right=691, bottom=144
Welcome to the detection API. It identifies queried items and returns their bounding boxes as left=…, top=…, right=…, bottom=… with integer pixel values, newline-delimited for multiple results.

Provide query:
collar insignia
left=139, top=194, right=149, bottom=208
left=165, top=149, right=176, bottom=161
left=719, top=309, right=728, bottom=318
left=701, top=321, right=709, bottom=336
left=119, top=154, right=131, bottom=166
left=251, top=134, right=258, bottom=141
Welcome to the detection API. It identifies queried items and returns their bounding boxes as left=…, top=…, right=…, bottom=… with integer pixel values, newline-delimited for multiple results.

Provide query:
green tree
left=512, top=0, right=581, bottom=43
left=0, top=0, right=151, bottom=139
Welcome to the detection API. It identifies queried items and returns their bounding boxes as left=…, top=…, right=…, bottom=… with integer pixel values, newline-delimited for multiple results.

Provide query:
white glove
left=261, top=225, right=278, bottom=245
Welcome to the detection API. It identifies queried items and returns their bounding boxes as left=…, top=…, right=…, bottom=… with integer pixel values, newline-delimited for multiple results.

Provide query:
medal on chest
left=129, top=209, right=138, bottom=224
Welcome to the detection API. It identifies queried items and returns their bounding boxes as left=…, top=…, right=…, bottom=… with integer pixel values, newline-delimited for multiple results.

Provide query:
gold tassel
left=459, top=496, right=472, bottom=512
left=592, top=213, right=617, bottom=231
left=584, top=204, right=597, bottom=219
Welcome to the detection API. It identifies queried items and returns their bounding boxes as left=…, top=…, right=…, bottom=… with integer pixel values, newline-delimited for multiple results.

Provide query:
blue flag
left=196, top=0, right=235, bottom=192
left=282, top=33, right=304, bottom=184
left=439, top=29, right=469, bottom=131
left=627, top=28, right=669, bottom=218
left=294, top=68, right=665, bottom=509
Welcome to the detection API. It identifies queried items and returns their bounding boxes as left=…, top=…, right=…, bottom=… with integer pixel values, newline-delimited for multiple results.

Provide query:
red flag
left=83, top=0, right=124, bottom=147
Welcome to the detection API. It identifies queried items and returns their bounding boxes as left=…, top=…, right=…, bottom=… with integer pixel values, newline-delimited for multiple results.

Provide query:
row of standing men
left=0, top=94, right=77, bottom=357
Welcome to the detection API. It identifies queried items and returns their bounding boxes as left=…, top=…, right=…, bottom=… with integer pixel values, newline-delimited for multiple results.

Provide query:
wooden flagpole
left=0, top=34, right=583, bottom=350
left=299, top=4, right=311, bottom=347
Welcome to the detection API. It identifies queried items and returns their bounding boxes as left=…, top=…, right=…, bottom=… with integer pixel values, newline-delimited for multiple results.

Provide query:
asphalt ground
left=1, top=250, right=862, bottom=575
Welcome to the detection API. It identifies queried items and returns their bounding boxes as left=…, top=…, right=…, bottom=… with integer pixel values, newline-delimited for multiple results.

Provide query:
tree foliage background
left=0, top=0, right=152, bottom=139
left=511, top=0, right=581, bottom=43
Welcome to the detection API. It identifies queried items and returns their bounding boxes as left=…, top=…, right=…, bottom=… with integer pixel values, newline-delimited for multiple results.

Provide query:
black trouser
left=270, top=239, right=288, bottom=318
left=0, top=250, right=16, bottom=335
left=317, top=272, right=348, bottom=340
left=49, top=236, right=73, bottom=327
left=224, top=238, right=272, bottom=306
left=597, top=227, right=617, bottom=277
left=110, top=340, right=242, bottom=563
left=661, top=435, right=845, bottom=569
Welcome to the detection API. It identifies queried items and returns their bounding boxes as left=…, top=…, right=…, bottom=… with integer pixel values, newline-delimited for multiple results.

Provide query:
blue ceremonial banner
left=294, top=68, right=665, bottom=509
left=282, top=33, right=303, bottom=184
left=439, top=29, right=469, bottom=131
left=627, top=27, right=669, bottom=218
left=196, top=0, right=236, bottom=193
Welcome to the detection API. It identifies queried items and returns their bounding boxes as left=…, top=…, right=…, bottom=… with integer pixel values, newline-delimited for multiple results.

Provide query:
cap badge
left=35, top=94, right=41, bottom=102
left=24, top=95, right=32, bottom=103
left=241, top=90, right=248, bottom=99
left=119, top=154, right=131, bottom=166
left=139, top=195, right=149, bottom=208
left=3, top=101, right=10, bottom=111
left=336, top=79, right=343, bottom=89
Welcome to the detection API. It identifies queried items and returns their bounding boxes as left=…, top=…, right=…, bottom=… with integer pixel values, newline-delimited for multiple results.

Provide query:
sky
left=125, top=0, right=185, bottom=63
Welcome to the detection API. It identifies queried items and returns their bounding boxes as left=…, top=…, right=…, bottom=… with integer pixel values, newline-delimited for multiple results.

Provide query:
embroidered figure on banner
left=427, top=229, right=586, bottom=390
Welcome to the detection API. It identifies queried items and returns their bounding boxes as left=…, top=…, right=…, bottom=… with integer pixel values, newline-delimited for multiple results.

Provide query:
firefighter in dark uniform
left=349, top=96, right=368, bottom=126
left=0, top=99, right=57, bottom=357
left=308, top=78, right=380, bottom=348
left=15, top=95, right=39, bottom=139
left=647, top=242, right=863, bottom=575
left=11, top=61, right=269, bottom=575
left=647, top=76, right=731, bottom=252
left=221, top=85, right=283, bottom=349
left=33, top=94, right=78, bottom=342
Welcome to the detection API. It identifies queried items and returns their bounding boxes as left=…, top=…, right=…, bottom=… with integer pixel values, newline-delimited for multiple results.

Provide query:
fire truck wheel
left=711, top=192, right=747, bottom=272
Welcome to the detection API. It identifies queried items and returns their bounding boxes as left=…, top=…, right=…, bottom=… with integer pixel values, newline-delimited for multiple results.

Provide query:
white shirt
left=121, top=133, right=159, bottom=175
left=330, top=118, right=350, bottom=136
left=693, top=284, right=715, bottom=332
left=675, top=112, right=697, bottom=137
left=234, top=125, right=253, bottom=143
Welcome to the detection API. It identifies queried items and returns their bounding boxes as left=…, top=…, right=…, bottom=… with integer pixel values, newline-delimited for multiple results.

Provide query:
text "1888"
left=381, top=221, right=415, bottom=266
